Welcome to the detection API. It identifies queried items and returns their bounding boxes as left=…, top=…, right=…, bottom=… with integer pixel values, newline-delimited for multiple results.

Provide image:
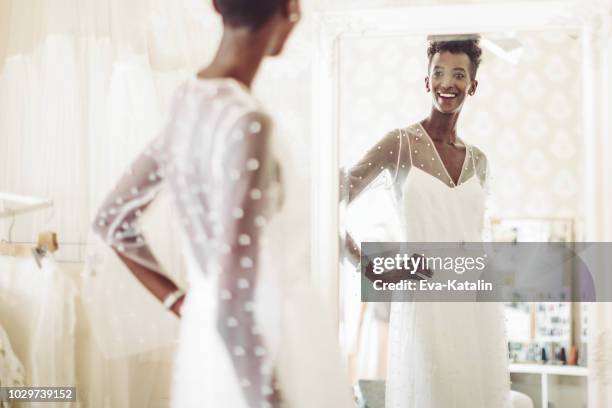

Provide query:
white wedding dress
left=385, top=123, right=511, bottom=407
left=0, top=323, right=25, bottom=408
left=345, top=122, right=512, bottom=407
left=0, top=256, right=77, bottom=408
left=92, top=77, right=353, bottom=408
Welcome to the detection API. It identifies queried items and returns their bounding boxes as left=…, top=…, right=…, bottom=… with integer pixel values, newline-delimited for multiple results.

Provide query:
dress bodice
left=397, top=123, right=487, bottom=242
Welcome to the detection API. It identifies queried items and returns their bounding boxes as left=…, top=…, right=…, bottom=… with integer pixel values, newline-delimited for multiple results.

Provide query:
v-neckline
left=417, top=122, right=469, bottom=187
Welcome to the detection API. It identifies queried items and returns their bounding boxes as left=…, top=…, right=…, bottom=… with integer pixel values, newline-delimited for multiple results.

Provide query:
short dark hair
left=427, top=38, right=483, bottom=80
left=215, top=0, right=289, bottom=30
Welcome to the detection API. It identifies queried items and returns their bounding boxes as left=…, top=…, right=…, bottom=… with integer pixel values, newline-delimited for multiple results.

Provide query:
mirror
left=311, top=4, right=606, bottom=401
left=339, top=26, right=585, bottom=380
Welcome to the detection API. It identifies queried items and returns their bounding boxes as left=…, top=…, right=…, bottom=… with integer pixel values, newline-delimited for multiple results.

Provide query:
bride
left=92, top=1, right=352, bottom=407
left=344, top=37, right=523, bottom=407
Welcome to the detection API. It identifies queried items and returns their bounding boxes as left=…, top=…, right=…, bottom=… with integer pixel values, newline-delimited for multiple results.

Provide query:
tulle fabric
left=0, top=323, right=25, bottom=405
left=250, top=136, right=354, bottom=408
left=0, top=256, right=77, bottom=408
left=0, top=0, right=217, bottom=368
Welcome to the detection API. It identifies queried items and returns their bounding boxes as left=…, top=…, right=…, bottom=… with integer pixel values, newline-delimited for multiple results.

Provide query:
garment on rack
left=0, top=255, right=77, bottom=408
left=0, top=323, right=25, bottom=408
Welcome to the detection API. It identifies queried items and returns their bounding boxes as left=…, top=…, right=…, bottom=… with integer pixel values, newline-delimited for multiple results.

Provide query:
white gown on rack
left=93, top=77, right=353, bottom=408
left=0, top=256, right=77, bottom=408
left=383, top=123, right=511, bottom=408
left=0, top=323, right=25, bottom=408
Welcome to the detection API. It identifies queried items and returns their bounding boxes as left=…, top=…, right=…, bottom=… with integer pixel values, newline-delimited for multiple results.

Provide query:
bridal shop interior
left=1, top=0, right=611, bottom=407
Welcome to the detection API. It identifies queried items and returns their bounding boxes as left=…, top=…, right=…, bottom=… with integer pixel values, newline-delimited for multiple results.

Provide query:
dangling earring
left=289, top=13, right=300, bottom=23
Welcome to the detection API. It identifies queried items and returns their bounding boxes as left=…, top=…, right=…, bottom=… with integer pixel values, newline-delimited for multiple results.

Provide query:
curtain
left=0, top=0, right=219, bottom=253
left=0, top=1, right=219, bottom=406
left=0, top=315, right=25, bottom=406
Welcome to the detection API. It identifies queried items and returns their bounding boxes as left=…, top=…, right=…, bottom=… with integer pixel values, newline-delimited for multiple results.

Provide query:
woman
left=345, top=38, right=514, bottom=407
left=93, top=1, right=352, bottom=407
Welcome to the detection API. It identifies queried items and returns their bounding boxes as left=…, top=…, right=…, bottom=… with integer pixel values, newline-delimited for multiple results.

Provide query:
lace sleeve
left=473, top=147, right=492, bottom=241
left=342, top=129, right=403, bottom=204
left=472, top=146, right=489, bottom=191
left=214, top=111, right=280, bottom=407
left=91, top=129, right=170, bottom=274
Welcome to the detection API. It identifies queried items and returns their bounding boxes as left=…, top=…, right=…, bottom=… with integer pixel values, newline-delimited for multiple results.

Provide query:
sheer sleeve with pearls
left=207, top=111, right=280, bottom=407
left=169, top=109, right=280, bottom=407
left=91, top=126, right=170, bottom=275
left=342, top=129, right=405, bottom=204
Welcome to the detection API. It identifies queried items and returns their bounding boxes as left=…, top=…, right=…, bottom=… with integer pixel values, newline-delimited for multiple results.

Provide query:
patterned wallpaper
left=338, top=31, right=584, bottom=230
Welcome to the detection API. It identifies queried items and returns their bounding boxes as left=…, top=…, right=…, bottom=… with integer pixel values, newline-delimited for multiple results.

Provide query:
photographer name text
left=373, top=279, right=493, bottom=292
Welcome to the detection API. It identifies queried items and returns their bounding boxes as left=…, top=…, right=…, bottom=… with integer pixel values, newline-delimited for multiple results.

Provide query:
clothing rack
left=0, top=193, right=57, bottom=262
left=0, top=192, right=53, bottom=219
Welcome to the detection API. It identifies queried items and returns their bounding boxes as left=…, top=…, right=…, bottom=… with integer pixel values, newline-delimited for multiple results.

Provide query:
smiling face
left=426, top=51, right=477, bottom=114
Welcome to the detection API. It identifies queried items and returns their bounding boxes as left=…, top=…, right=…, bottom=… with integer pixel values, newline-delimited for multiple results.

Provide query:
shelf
left=510, top=363, right=587, bottom=408
left=509, top=363, right=588, bottom=377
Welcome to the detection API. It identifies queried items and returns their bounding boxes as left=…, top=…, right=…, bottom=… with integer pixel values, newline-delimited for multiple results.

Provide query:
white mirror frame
left=311, top=1, right=612, bottom=326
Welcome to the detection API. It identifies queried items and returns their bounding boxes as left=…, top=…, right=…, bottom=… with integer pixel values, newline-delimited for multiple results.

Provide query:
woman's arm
left=92, top=125, right=184, bottom=315
left=342, top=129, right=404, bottom=263
left=342, top=129, right=402, bottom=204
